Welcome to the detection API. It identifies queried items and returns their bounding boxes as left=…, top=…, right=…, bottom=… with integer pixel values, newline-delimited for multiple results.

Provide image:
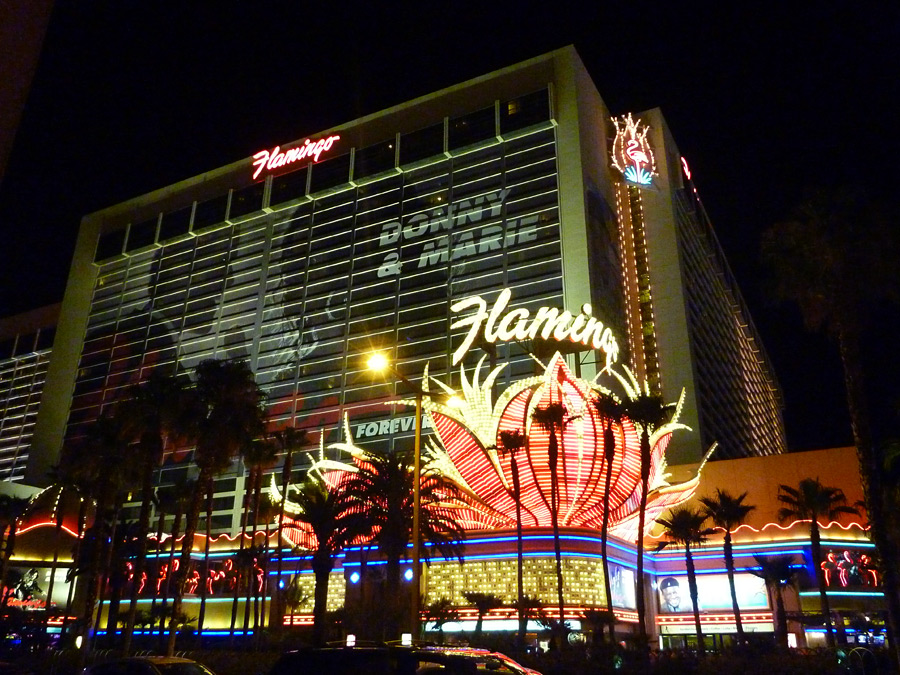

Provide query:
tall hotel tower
left=29, top=47, right=786, bottom=516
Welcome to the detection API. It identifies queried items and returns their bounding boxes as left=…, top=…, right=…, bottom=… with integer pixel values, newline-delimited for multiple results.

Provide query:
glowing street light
left=366, top=351, right=424, bottom=639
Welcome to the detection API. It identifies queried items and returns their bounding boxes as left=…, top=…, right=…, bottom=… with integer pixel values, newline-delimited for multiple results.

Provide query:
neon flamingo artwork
left=273, top=354, right=708, bottom=547
left=821, top=551, right=837, bottom=587
left=611, top=113, right=657, bottom=186
left=626, top=140, right=649, bottom=165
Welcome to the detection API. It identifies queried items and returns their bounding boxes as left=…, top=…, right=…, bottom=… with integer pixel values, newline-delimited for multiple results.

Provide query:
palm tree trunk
left=809, top=522, right=836, bottom=648
left=252, top=470, right=263, bottom=640
left=123, top=461, right=156, bottom=653
left=777, top=586, right=789, bottom=647
left=197, top=476, right=214, bottom=638
left=635, top=431, right=651, bottom=650
left=274, top=447, right=293, bottom=632
left=0, top=521, right=20, bottom=611
left=159, top=509, right=181, bottom=644
left=600, top=440, right=615, bottom=644
left=258, top=506, right=273, bottom=650
left=312, top=553, right=332, bottom=646
left=685, top=543, right=705, bottom=656
left=723, top=532, right=744, bottom=644
left=837, top=324, right=900, bottom=665
left=548, top=430, right=565, bottom=644
left=62, top=498, right=88, bottom=641
left=148, top=508, right=165, bottom=642
left=44, top=504, right=64, bottom=636
left=96, top=503, right=122, bottom=644
left=80, top=497, right=111, bottom=653
left=385, top=554, right=401, bottom=641
left=167, top=468, right=205, bottom=657
left=243, top=468, right=261, bottom=638
left=511, top=455, right=527, bottom=644
left=231, top=466, right=255, bottom=645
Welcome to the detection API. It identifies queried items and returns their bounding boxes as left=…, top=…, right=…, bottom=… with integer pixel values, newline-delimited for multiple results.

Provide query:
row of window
left=94, top=89, right=552, bottom=262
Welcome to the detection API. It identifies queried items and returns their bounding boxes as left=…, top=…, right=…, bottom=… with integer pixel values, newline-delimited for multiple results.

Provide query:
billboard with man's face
left=657, top=574, right=768, bottom=614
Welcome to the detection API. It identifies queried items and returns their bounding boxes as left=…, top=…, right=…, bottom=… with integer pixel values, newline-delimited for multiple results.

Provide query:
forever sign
left=450, top=289, right=620, bottom=368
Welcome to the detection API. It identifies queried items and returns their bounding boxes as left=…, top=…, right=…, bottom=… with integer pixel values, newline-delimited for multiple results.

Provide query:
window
left=126, top=218, right=158, bottom=252
left=354, top=138, right=396, bottom=179
left=449, top=106, right=496, bottom=151
left=229, top=182, right=265, bottom=219
left=158, top=206, right=192, bottom=242
left=95, top=229, right=127, bottom=262
left=399, top=122, right=444, bottom=166
left=192, top=194, right=228, bottom=230
left=270, top=166, right=309, bottom=207
left=500, top=88, right=551, bottom=134
left=310, top=152, right=352, bottom=194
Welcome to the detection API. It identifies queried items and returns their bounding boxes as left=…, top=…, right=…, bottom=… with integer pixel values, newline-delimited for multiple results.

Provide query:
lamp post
left=366, top=353, right=424, bottom=639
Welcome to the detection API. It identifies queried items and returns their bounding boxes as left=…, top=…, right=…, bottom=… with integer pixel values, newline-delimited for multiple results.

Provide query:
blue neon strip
left=654, top=548, right=807, bottom=562
left=799, top=591, right=884, bottom=597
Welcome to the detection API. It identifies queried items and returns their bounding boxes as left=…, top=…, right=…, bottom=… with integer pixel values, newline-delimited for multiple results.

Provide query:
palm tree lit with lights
left=699, top=489, right=755, bottom=644
left=531, top=402, right=568, bottom=641
left=656, top=505, right=714, bottom=656
left=777, top=477, right=858, bottom=648
left=498, top=428, right=528, bottom=643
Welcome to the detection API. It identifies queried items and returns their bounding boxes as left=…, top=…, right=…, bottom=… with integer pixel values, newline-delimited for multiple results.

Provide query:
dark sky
left=1, top=3, right=897, bottom=451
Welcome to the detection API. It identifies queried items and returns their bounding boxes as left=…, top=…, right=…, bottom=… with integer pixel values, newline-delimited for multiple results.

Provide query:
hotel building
left=10, top=47, right=852, bottom=645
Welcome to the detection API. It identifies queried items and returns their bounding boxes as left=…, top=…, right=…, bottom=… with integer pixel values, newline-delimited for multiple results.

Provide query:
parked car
left=82, top=656, right=216, bottom=675
left=269, top=645, right=540, bottom=675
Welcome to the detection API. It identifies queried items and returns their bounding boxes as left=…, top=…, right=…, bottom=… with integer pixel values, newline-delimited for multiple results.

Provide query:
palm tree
left=340, top=448, right=465, bottom=640
left=0, top=494, right=31, bottom=609
left=656, top=505, right=714, bottom=656
left=239, top=436, right=277, bottom=639
left=531, top=402, right=568, bottom=637
left=71, top=410, right=140, bottom=654
left=497, top=428, right=527, bottom=643
left=271, top=426, right=308, bottom=628
left=593, top=393, right=625, bottom=643
left=52, top=449, right=96, bottom=642
left=118, top=370, right=187, bottom=653
left=424, top=597, right=459, bottom=643
left=621, top=391, right=671, bottom=648
left=761, top=188, right=900, bottom=662
left=287, top=475, right=364, bottom=645
left=777, top=478, right=858, bottom=648
left=699, top=490, right=756, bottom=644
left=751, top=554, right=799, bottom=648
left=462, top=591, right=504, bottom=640
left=155, top=481, right=192, bottom=644
left=167, top=358, right=267, bottom=656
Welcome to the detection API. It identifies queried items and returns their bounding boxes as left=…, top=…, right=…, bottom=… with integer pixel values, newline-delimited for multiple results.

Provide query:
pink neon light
left=681, top=157, right=691, bottom=180
left=16, top=521, right=81, bottom=538
left=251, top=134, right=340, bottom=180
left=626, top=140, right=649, bottom=165
left=648, top=518, right=868, bottom=540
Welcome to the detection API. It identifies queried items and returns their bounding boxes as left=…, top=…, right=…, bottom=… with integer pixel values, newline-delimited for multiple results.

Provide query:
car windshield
left=155, top=664, right=215, bottom=675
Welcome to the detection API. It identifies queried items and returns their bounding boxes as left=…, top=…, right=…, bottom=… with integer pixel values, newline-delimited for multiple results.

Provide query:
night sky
left=1, top=3, right=896, bottom=452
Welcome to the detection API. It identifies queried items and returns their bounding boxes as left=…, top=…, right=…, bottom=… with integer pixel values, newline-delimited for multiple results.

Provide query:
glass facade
left=0, top=314, right=56, bottom=482
left=69, top=91, right=562, bottom=509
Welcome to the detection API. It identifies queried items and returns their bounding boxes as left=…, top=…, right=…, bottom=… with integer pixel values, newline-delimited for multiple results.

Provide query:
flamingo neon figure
left=626, top=139, right=649, bottom=165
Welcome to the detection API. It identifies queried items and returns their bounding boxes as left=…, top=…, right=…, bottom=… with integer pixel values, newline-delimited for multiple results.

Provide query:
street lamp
left=367, top=352, right=424, bottom=639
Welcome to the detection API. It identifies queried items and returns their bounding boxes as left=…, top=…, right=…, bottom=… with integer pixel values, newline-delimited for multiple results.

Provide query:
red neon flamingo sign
left=251, top=134, right=340, bottom=180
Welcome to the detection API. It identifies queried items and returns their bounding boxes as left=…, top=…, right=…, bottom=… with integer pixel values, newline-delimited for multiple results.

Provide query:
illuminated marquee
left=450, top=288, right=620, bottom=367
left=251, top=134, right=340, bottom=180
left=611, top=113, right=657, bottom=186
left=274, top=354, right=703, bottom=545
